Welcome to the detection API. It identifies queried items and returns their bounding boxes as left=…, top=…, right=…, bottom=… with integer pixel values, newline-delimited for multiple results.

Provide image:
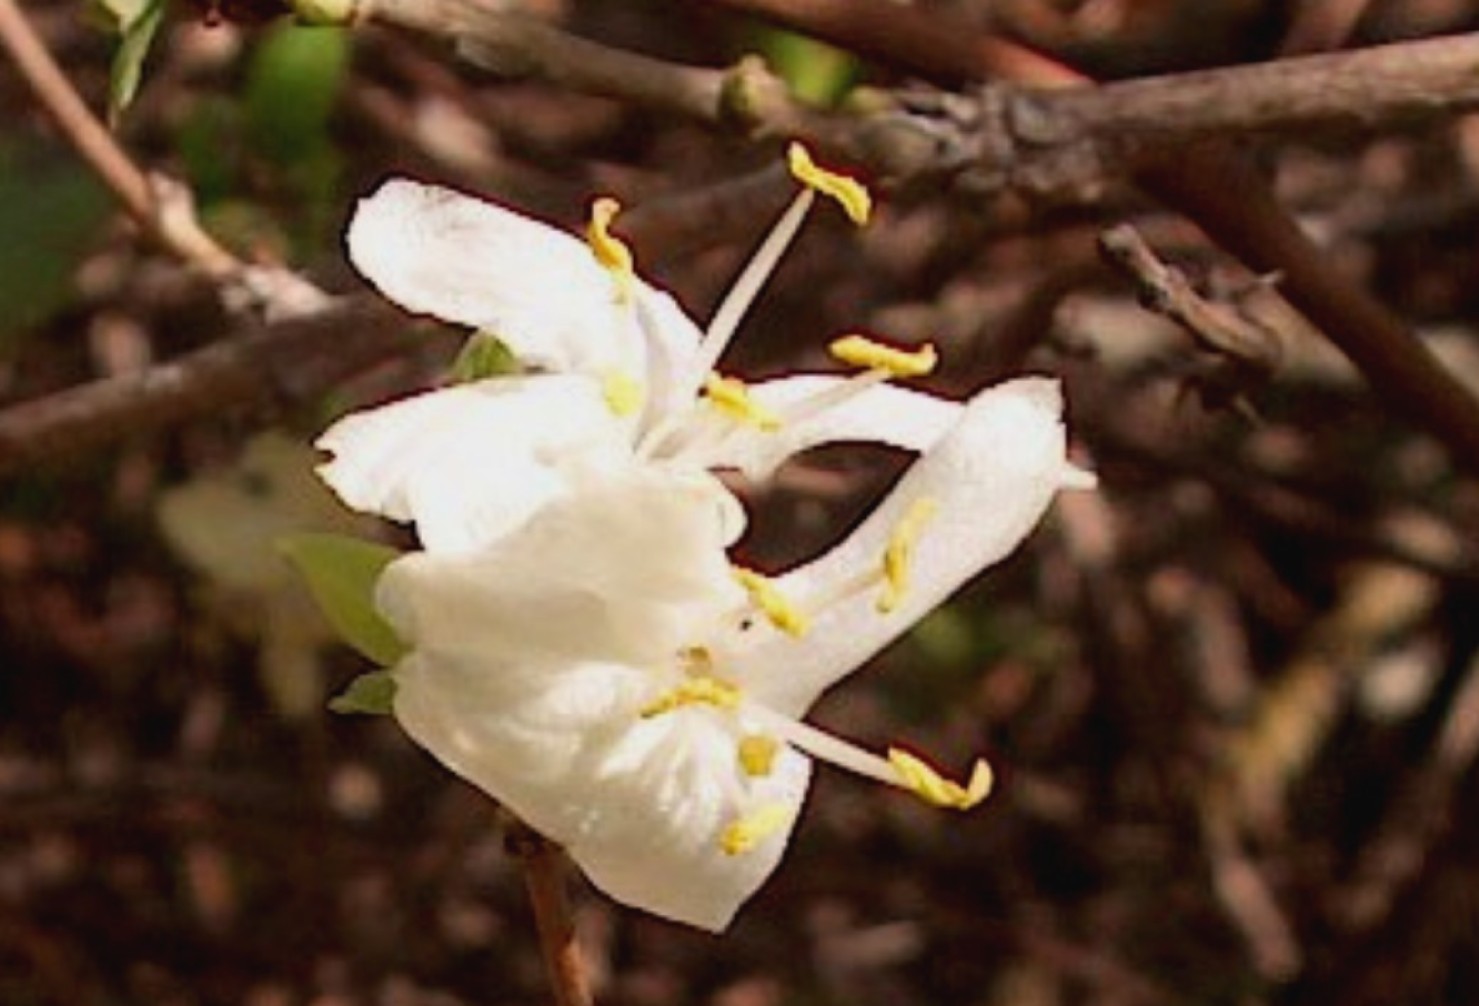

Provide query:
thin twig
left=0, top=299, right=409, bottom=480
left=0, top=0, right=227, bottom=273
left=0, top=0, right=325, bottom=316
left=504, top=821, right=595, bottom=1006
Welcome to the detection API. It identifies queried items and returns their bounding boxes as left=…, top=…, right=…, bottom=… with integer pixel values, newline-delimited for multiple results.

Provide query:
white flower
left=378, top=377, right=1089, bottom=931
left=317, top=146, right=965, bottom=554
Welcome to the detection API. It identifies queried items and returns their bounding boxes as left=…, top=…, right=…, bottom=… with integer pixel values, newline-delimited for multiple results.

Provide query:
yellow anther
left=888, top=748, right=993, bottom=810
left=703, top=374, right=783, bottom=431
left=601, top=369, right=645, bottom=417
left=829, top=334, right=939, bottom=379
left=640, top=676, right=742, bottom=718
left=878, top=498, right=939, bottom=614
left=787, top=142, right=872, bottom=225
left=737, top=734, right=780, bottom=777
left=720, top=803, right=793, bottom=856
left=587, top=196, right=635, bottom=301
left=733, top=567, right=810, bottom=637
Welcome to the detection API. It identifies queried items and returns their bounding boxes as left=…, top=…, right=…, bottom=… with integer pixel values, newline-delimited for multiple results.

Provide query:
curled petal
left=317, top=375, right=625, bottom=554
left=347, top=179, right=702, bottom=377
left=375, top=466, right=745, bottom=666
left=729, top=377, right=1091, bottom=715
left=695, top=375, right=962, bottom=479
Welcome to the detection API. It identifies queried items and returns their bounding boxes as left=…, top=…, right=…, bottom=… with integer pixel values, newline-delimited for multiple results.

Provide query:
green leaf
left=277, top=533, right=407, bottom=667
left=328, top=670, right=397, bottom=715
left=245, top=22, right=349, bottom=163
left=451, top=331, right=522, bottom=383
left=0, top=145, right=110, bottom=348
left=244, top=22, right=350, bottom=245
left=105, top=0, right=167, bottom=123
left=755, top=30, right=858, bottom=107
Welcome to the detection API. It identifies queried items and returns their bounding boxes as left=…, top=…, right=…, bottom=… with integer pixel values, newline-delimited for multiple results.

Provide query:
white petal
left=375, top=466, right=744, bottom=666
left=316, top=375, right=622, bottom=553
left=347, top=179, right=702, bottom=377
left=394, top=653, right=811, bottom=930
left=571, top=728, right=811, bottom=931
left=704, top=375, right=962, bottom=479
left=728, top=377, right=1087, bottom=715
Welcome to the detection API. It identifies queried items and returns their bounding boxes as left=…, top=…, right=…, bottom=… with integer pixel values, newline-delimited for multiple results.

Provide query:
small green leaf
left=755, top=30, right=858, bottom=107
left=451, top=331, right=522, bottom=383
left=245, top=23, right=349, bottom=163
left=328, top=670, right=397, bottom=715
left=278, top=533, right=407, bottom=666
left=106, top=0, right=167, bottom=123
left=0, top=145, right=110, bottom=348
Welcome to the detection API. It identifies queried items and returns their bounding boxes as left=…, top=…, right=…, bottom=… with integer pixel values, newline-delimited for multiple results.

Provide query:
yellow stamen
left=737, top=734, right=779, bottom=777
left=878, top=498, right=939, bottom=614
left=720, top=803, right=793, bottom=855
left=586, top=196, right=634, bottom=301
left=787, top=143, right=871, bottom=225
left=703, top=374, right=782, bottom=431
left=888, top=748, right=993, bottom=810
left=601, top=369, right=645, bottom=417
left=829, top=334, right=939, bottom=378
left=640, top=676, right=741, bottom=718
left=733, top=567, right=810, bottom=637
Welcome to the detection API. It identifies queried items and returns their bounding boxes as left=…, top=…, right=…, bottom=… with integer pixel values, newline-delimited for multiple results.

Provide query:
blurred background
left=1, top=1, right=1478, bottom=1003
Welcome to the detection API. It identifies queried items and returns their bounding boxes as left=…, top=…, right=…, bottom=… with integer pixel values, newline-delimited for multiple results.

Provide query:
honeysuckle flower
left=377, top=376, right=1090, bottom=931
left=317, top=145, right=965, bottom=554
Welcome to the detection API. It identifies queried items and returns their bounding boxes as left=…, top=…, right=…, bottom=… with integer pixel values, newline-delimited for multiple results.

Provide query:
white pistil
left=772, top=367, right=894, bottom=429
left=687, top=188, right=817, bottom=395
left=741, top=704, right=902, bottom=788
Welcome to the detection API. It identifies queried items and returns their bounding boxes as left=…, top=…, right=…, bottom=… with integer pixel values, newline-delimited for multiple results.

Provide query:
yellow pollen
left=601, top=369, right=645, bottom=417
left=888, top=748, right=994, bottom=810
left=829, top=334, right=939, bottom=378
left=737, top=734, right=779, bottom=777
left=878, top=498, right=939, bottom=614
left=640, top=675, right=742, bottom=718
left=787, top=142, right=872, bottom=225
left=720, top=803, right=793, bottom=855
left=586, top=196, right=635, bottom=301
left=732, top=567, right=809, bottom=637
left=703, top=374, right=782, bottom=431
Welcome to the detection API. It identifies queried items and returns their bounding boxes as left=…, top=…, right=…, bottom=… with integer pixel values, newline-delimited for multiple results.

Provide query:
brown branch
left=0, top=299, right=409, bottom=479
left=699, top=0, right=1479, bottom=474
left=1142, top=153, right=1479, bottom=470
left=504, top=822, right=595, bottom=1006
left=1018, top=34, right=1479, bottom=169
left=1098, top=223, right=1280, bottom=373
left=359, top=0, right=726, bottom=124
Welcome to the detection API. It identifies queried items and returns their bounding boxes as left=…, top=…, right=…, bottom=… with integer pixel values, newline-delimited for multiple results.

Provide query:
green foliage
left=0, top=145, right=110, bottom=348
left=244, top=22, right=349, bottom=162
left=89, top=0, right=167, bottom=122
left=328, top=670, right=397, bottom=715
left=243, top=21, right=348, bottom=243
left=451, top=332, right=522, bottom=383
left=277, top=533, right=407, bottom=668
left=755, top=29, right=858, bottom=107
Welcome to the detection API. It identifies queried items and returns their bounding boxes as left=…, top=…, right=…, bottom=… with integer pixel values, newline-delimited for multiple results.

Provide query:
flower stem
left=505, top=820, right=596, bottom=1006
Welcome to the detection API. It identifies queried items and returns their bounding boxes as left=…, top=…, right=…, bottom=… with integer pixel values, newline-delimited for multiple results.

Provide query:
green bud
left=290, top=0, right=354, bottom=26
